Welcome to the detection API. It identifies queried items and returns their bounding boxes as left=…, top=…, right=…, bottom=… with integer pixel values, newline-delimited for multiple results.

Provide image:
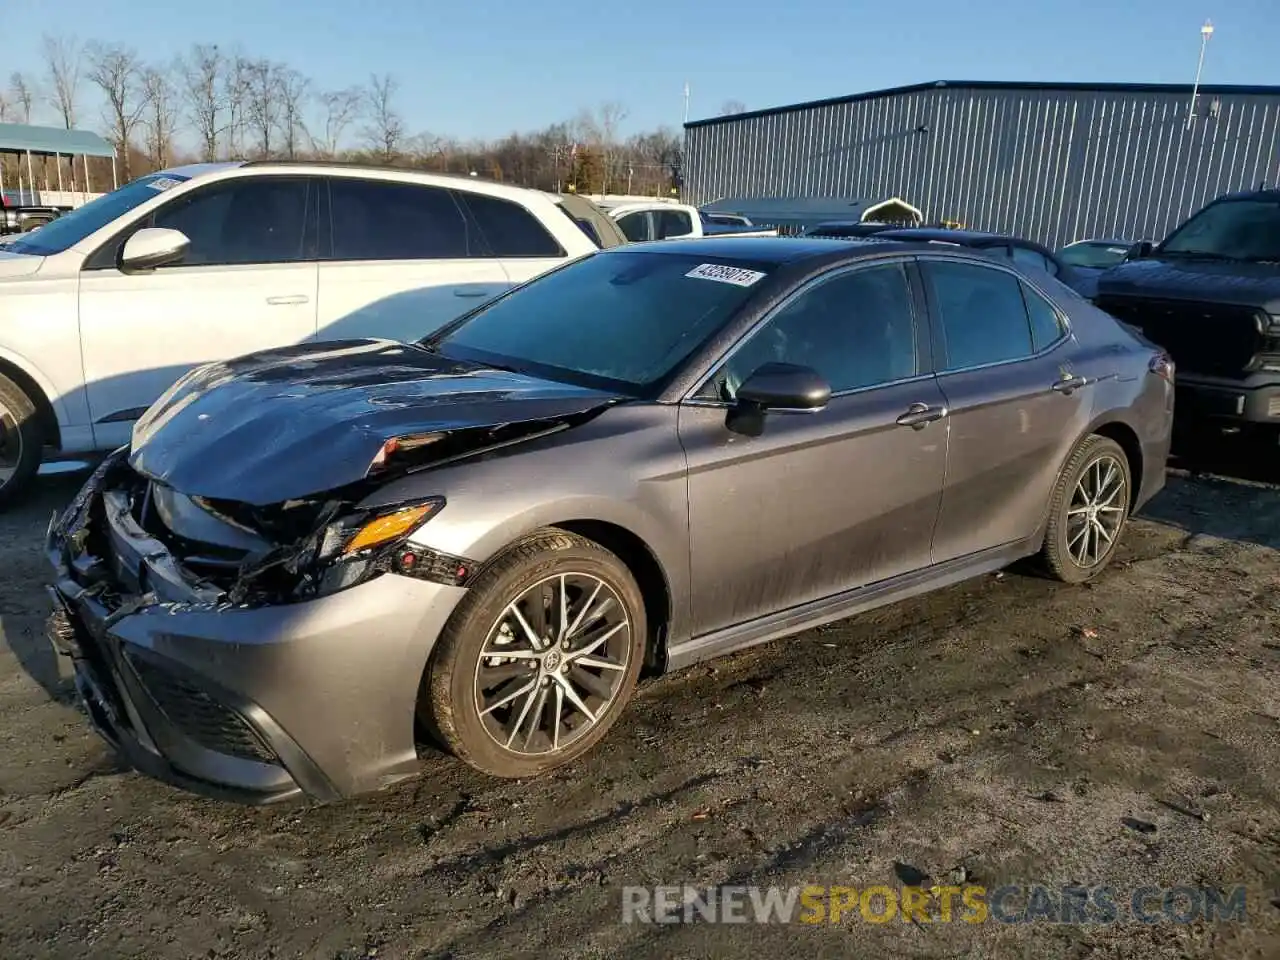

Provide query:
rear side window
left=328, top=179, right=470, bottom=260
left=462, top=192, right=565, bottom=258
left=1010, top=244, right=1058, bottom=276
left=924, top=260, right=1034, bottom=370
left=656, top=209, right=694, bottom=239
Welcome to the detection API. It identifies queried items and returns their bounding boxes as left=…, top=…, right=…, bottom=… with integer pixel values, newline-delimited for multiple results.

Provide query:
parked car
left=863, top=227, right=1102, bottom=298
left=1057, top=237, right=1138, bottom=270
left=47, top=236, right=1174, bottom=802
left=607, top=201, right=777, bottom=241
left=0, top=161, right=623, bottom=507
left=1093, top=188, right=1280, bottom=440
left=701, top=212, right=755, bottom=227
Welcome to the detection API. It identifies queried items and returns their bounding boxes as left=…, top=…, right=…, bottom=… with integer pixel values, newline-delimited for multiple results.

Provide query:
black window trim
left=681, top=254, right=933, bottom=407
left=81, top=174, right=320, bottom=272
left=916, top=253, right=1072, bottom=377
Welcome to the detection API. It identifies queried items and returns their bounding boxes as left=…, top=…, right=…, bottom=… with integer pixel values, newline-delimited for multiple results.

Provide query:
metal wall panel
left=684, top=84, right=1280, bottom=249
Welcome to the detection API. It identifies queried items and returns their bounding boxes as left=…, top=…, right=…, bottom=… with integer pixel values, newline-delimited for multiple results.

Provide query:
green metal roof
left=0, top=122, right=115, bottom=158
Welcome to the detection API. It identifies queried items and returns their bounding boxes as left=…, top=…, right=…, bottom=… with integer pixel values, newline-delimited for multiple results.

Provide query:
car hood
left=1098, top=257, right=1280, bottom=313
left=0, top=250, right=44, bottom=278
left=129, top=339, right=623, bottom=505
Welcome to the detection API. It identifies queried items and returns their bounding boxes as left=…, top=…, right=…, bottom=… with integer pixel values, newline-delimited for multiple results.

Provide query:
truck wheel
left=0, top=373, right=44, bottom=508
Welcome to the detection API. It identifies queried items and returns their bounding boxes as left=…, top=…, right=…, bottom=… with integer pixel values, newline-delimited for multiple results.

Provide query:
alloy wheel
left=1065, top=454, right=1127, bottom=567
left=0, top=398, right=21, bottom=489
left=473, top=572, right=632, bottom=756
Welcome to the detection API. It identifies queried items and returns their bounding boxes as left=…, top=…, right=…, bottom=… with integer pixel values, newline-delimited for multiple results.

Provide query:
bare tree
left=312, top=87, right=362, bottom=156
left=720, top=99, right=747, bottom=116
left=242, top=59, right=280, bottom=157
left=10, top=73, right=35, bottom=122
left=178, top=44, right=224, bottom=161
left=362, top=73, right=404, bottom=163
left=86, top=42, right=149, bottom=179
left=276, top=68, right=309, bottom=159
left=43, top=34, right=83, bottom=128
left=223, top=55, right=253, bottom=158
left=142, top=66, right=178, bottom=169
left=576, top=101, right=628, bottom=193
left=0, top=90, right=9, bottom=122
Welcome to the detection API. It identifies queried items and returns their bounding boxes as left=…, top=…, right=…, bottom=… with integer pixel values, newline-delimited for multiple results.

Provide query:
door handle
left=453, top=287, right=493, bottom=298
left=1051, top=375, right=1088, bottom=395
left=266, top=294, right=309, bottom=306
left=896, top=402, right=947, bottom=429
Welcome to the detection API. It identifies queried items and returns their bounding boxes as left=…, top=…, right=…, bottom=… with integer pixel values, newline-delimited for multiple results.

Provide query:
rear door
left=919, top=256, right=1091, bottom=563
left=78, top=174, right=319, bottom=446
left=315, top=177, right=510, bottom=344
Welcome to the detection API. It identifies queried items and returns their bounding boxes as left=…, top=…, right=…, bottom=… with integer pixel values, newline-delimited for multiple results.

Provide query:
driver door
left=678, top=259, right=949, bottom=637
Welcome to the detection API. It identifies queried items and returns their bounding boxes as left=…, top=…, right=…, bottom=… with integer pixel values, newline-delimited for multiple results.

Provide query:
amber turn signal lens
left=342, top=503, right=437, bottom=556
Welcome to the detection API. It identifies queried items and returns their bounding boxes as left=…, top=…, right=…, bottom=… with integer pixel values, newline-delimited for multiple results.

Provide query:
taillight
left=1149, top=352, right=1175, bottom=383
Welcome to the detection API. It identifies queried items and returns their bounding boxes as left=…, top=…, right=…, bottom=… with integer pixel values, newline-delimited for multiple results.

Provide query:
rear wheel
left=1040, top=435, right=1131, bottom=583
left=0, top=373, right=43, bottom=509
left=423, top=530, right=646, bottom=778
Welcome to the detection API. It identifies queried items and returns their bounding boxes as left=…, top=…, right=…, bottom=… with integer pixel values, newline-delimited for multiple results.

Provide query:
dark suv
left=1094, top=189, right=1280, bottom=437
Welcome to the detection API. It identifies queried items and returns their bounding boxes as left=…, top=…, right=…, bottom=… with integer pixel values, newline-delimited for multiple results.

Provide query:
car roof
left=1215, top=187, right=1280, bottom=203
left=876, top=227, right=1008, bottom=244
left=600, top=235, right=990, bottom=266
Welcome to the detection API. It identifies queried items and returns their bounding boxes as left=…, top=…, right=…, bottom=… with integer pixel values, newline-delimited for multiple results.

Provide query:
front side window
left=329, top=179, right=470, bottom=260
left=152, top=177, right=310, bottom=265
left=616, top=211, right=651, bottom=242
left=1159, top=198, right=1280, bottom=261
left=432, top=250, right=767, bottom=394
left=462, top=192, right=564, bottom=258
left=924, top=260, right=1035, bottom=370
left=710, top=263, right=918, bottom=400
left=656, top=209, right=694, bottom=239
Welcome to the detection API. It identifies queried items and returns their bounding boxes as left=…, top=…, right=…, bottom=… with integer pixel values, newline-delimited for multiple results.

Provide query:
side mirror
left=736, top=362, right=831, bottom=412
left=120, top=227, right=190, bottom=272
left=1125, top=240, right=1154, bottom=261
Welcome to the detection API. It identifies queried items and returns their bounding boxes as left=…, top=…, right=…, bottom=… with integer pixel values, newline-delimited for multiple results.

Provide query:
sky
left=4, top=0, right=1278, bottom=145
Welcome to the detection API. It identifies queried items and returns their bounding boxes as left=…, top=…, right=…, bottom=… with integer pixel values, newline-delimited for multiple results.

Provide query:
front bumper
left=45, top=454, right=468, bottom=803
left=1175, top=374, right=1280, bottom=426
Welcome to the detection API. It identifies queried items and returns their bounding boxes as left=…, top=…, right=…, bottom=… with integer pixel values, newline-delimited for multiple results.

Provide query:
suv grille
left=127, top=655, right=278, bottom=764
left=1095, top=296, right=1265, bottom=378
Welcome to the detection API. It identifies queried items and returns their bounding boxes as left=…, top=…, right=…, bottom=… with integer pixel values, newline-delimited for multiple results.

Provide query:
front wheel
left=423, top=530, right=647, bottom=778
left=0, top=373, right=43, bottom=509
left=1040, top=435, right=1132, bottom=583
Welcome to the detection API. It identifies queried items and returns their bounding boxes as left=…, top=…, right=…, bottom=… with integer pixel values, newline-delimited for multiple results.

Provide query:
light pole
left=1187, top=19, right=1214, bottom=129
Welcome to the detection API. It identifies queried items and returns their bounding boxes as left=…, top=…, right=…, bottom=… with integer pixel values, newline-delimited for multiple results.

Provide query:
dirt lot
left=2, top=445, right=1279, bottom=959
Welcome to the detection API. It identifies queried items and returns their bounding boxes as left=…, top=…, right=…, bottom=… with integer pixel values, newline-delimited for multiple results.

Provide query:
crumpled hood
left=1098, top=257, right=1280, bottom=313
left=129, top=338, right=622, bottom=505
left=0, top=250, right=44, bottom=278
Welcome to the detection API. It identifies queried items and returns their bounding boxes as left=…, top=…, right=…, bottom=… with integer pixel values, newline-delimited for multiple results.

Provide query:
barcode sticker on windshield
left=147, top=177, right=182, bottom=192
left=685, top=263, right=766, bottom=287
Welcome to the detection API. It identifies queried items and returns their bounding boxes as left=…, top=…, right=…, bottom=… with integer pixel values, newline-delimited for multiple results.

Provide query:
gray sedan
left=46, top=237, right=1175, bottom=802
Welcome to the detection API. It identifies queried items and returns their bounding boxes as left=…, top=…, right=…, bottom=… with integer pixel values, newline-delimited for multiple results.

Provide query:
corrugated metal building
left=682, top=80, right=1280, bottom=249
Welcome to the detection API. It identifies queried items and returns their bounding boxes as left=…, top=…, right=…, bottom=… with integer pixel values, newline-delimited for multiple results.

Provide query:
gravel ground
left=1, top=442, right=1279, bottom=959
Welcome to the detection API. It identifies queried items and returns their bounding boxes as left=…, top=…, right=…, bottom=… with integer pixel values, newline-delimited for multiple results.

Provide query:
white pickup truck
left=0, top=161, right=626, bottom=505
left=605, top=201, right=777, bottom=243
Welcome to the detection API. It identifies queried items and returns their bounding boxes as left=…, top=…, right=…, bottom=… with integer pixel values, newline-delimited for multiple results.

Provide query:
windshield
left=1159, top=198, right=1280, bottom=261
left=5, top=173, right=190, bottom=256
left=430, top=250, right=770, bottom=395
left=1058, top=241, right=1131, bottom=269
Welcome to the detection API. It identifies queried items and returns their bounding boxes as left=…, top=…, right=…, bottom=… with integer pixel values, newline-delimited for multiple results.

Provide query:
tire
left=1040, top=435, right=1132, bottom=584
left=423, top=530, right=647, bottom=778
left=0, top=373, right=43, bottom=510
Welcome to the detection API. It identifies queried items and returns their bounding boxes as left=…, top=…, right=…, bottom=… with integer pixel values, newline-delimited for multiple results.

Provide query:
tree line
left=0, top=35, right=694, bottom=198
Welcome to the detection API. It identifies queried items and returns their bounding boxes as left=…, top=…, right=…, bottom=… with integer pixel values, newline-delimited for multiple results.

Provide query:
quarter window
left=463, top=192, right=565, bottom=257
left=713, top=263, right=918, bottom=399
left=924, top=260, right=1035, bottom=370
left=328, top=179, right=471, bottom=260
left=1023, top=283, right=1066, bottom=351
